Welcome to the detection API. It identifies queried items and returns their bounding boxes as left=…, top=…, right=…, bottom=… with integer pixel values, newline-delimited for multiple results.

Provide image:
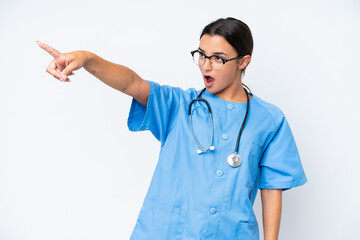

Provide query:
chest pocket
left=130, top=198, right=187, bottom=240
left=235, top=221, right=259, bottom=240
left=233, top=141, right=262, bottom=189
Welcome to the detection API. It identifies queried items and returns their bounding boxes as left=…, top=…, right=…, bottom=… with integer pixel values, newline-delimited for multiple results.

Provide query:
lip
left=203, top=74, right=214, bottom=79
left=204, top=74, right=215, bottom=87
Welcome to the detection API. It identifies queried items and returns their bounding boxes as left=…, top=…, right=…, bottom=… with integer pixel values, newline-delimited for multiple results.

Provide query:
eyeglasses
left=191, top=50, right=243, bottom=70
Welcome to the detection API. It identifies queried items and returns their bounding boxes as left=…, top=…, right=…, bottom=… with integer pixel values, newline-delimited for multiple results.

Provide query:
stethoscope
left=188, top=87, right=250, bottom=168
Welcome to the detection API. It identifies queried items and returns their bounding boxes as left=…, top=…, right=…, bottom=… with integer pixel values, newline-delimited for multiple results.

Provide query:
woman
left=38, top=17, right=307, bottom=240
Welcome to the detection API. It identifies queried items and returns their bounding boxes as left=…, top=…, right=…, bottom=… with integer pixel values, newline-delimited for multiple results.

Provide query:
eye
left=213, top=56, right=224, bottom=62
left=199, top=52, right=205, bottom=58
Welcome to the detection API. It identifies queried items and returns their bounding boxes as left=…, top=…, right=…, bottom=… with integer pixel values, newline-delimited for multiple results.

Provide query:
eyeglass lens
left=192, top=52, right=224, bottom=69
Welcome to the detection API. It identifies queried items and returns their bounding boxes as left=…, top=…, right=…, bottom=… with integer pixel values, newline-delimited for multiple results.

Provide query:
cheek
left=223, top=66, right=239, bottom=80
left=219, top=69, right=235, bottom=82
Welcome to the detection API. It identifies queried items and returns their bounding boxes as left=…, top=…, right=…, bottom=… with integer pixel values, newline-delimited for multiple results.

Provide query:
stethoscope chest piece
left=227, top=153, right=242, bottom=168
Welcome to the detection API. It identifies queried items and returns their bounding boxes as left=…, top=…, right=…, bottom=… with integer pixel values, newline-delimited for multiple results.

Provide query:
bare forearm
left=83, top=51, right=138, bottom=94
left=83, top=51, right=150, bottom=106
left=261, top=189, right=282, bottom=240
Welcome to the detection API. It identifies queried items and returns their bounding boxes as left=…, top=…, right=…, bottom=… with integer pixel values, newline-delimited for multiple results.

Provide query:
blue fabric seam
left=160, top=87, right=182, bottom=147
left=141, top=81, right=155, bottom=132
left=259, top=115, right=286, bottom=164
left=258, top=178, right=307, bottom=190
left=252, top=96, right=283, bottom=126
left=127, top=80, right=155, bottom=134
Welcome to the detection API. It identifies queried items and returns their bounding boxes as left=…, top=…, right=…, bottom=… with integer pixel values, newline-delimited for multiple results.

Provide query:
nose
left=202, top=57, right=212, bottom=71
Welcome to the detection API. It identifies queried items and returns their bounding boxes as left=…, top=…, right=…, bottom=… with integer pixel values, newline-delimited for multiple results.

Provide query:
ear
left=237, top=55, right=251, bottom=70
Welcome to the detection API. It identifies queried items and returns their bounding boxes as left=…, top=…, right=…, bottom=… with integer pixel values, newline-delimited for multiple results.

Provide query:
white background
left=1, top=0, right=359, bottom=239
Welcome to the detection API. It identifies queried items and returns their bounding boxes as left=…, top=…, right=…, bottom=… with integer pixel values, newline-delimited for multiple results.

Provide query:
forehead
left=199, top=34, right=236, bottom=55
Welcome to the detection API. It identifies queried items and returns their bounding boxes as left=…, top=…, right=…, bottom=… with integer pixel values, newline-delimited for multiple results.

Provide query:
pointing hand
left=36, top=41, right=88, bottom=82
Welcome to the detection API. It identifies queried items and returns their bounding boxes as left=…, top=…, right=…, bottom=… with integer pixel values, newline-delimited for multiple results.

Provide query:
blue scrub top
left=127, top=80, right=307, bottom=240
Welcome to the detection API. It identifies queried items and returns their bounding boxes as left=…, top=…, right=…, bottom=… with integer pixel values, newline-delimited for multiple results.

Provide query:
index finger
left=36, top=40, right=62, bottom=58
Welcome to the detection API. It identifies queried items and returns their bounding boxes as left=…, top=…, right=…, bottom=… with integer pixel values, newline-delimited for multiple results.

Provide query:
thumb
left=60, top=61, right=78, bottom=79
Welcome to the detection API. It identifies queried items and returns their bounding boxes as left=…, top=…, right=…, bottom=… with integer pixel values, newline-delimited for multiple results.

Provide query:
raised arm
left=83, top=52, right=149, bottom=106
left=36, top=41, right=150, bottom=107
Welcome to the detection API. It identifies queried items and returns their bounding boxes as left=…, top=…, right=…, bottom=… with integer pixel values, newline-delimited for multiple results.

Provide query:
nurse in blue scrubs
left=38, top=17, right=307, bottom=240
left=126, top=17, right=307, bottom=240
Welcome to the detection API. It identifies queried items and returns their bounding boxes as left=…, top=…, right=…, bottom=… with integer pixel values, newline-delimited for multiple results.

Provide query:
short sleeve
left=127, top=80, right=181, bottom=145
left=259, top=116, right=307, bottom=191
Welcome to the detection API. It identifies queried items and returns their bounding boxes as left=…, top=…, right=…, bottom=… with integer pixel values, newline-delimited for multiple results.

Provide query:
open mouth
left=204, top=75, right=215, bottom=87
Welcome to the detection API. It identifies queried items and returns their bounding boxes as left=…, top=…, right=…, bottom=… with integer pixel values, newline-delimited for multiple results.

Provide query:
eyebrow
left=198, top=47, right=227, bottom=56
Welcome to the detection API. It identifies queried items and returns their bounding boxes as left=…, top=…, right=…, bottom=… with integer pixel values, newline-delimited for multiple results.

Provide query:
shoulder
left=251, top=94, right=286, bottom=126
left=251, top=94, right=294, bottom=149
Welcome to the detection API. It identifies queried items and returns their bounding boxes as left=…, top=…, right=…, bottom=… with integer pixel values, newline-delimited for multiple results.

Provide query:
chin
left=205, top=87, right=218, bottom=95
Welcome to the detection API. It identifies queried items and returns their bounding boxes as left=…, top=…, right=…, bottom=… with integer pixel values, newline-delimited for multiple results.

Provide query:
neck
left=215, top=78, right=251, bottom=103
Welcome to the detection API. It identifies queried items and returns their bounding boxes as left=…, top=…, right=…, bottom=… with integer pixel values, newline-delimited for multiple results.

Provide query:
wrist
left=83, top=51, right=93, bottom=67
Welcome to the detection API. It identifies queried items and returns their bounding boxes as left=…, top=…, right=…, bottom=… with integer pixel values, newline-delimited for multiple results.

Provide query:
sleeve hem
left=258, top=177, right=307, bottom=191
left=127, top=80, right=155, bottom=133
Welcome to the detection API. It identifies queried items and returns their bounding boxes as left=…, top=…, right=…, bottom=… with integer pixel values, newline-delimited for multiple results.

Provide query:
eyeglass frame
left=190, top=50, right=244, bottom=67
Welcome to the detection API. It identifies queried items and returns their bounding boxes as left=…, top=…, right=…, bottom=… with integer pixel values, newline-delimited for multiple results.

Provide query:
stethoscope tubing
left=234, top=88, right=250, bottom=153
left=188, top=87, right=250, bottom=156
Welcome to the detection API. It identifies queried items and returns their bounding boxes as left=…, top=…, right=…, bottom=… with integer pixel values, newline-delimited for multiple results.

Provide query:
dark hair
left=200, top=17, right=253, bottom=86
